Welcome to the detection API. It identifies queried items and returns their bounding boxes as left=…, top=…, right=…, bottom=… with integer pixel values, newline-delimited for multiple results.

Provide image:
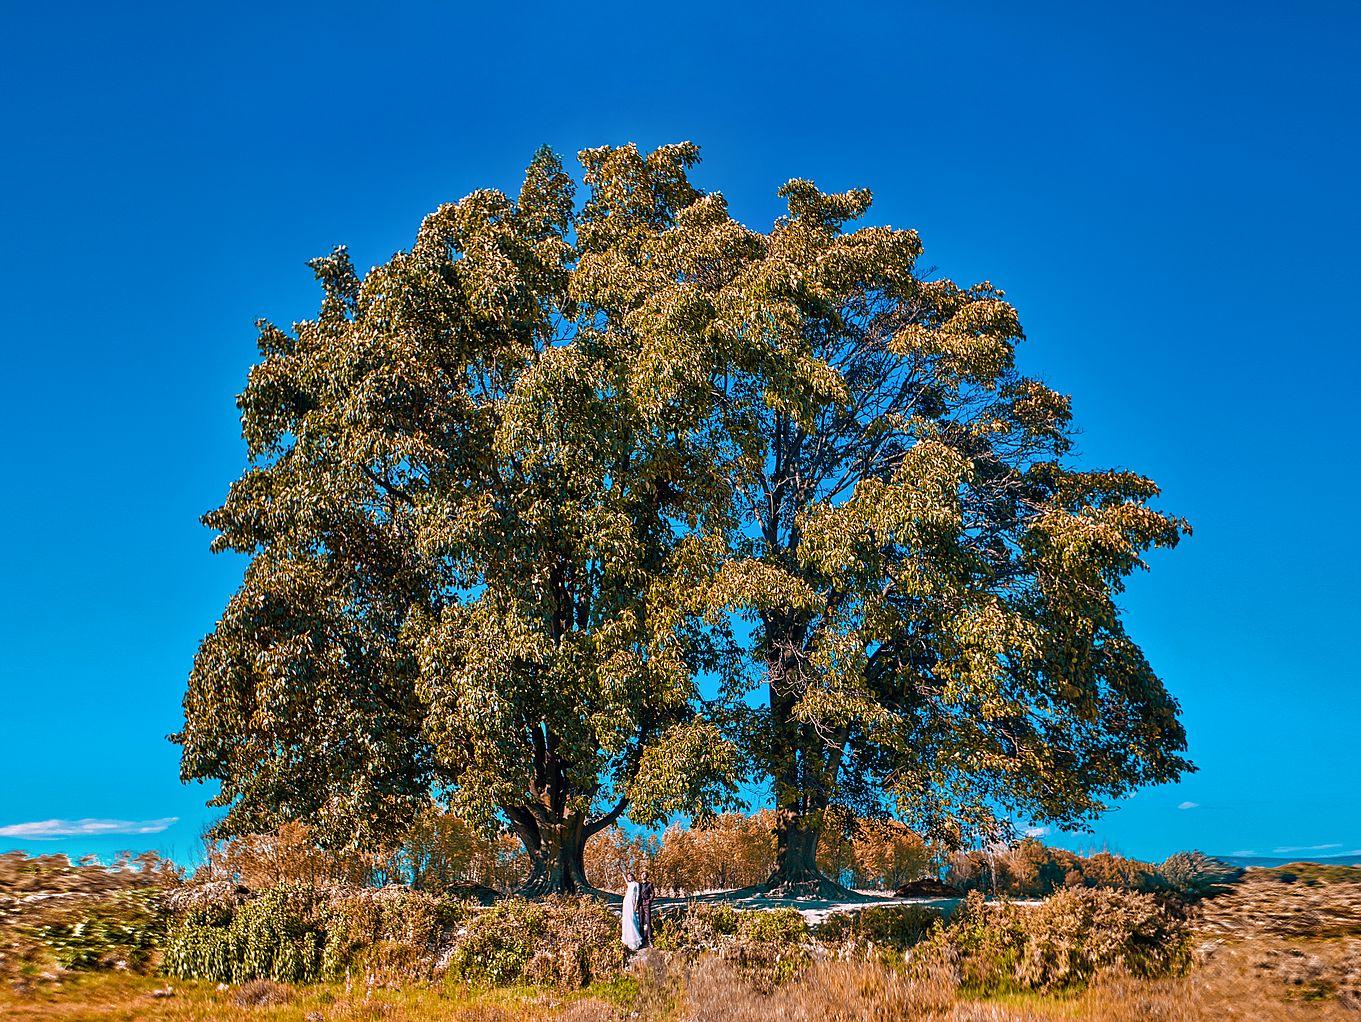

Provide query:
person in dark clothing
left=638, top=871, right=655, bottom=947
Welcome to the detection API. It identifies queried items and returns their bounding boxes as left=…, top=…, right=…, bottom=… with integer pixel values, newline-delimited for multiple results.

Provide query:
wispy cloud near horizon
left=1273, top=842, right=1343, bottom=854
left=0, top=817, right=179, bottom=840
left=1177, top=801, right=1199, bottom=810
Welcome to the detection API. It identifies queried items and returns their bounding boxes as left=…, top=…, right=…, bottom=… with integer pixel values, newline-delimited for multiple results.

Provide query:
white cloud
left=1273, top=842, right=1342, bottom=854
left=1177, top=801, right=1199, bottom=810
left=0, top=818, right=179, bottom=840
left=1023, top=826, right=1049, bottom=838
left=1230, top=850, right=1258, bottom=857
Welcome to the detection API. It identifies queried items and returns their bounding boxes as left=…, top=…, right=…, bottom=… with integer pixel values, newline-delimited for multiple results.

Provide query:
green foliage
left=163, top=889, right=323, bottom=983
left=0, top=851, right=180, bottom=979
left=447, top=897, right=624, bottom=988
left=654, top=905, right=814, bottom=986
left=814, top=905, right=944, bottom=961
left=177, top=137, right=1192, bottom=894
left=322, top=887, right=468, bottom=982
left=177, top=142, right=755, bottom=890
left=911, top=888, right=1191, bottom=993
left=686, top=166, right=1192, bottom=876
left=29, top=889, right=167, bottom=972
left=1157, top=851, right=1242, bottom=897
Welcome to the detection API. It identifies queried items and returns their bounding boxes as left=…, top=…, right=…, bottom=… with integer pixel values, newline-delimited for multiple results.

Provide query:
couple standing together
left=620, top=870, right=654, bottom=951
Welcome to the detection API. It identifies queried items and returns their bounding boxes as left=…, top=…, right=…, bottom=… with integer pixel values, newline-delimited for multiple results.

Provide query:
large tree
left=179, top=143, right=1191, bottom=900
left=699, top=182, right=1192, bottom=895
left=177, top=143, right=750, bottom=893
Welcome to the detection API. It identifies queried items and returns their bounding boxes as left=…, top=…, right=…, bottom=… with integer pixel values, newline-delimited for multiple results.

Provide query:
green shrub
left=655, top=904, right=814, bottom=986
left=1157, top=851, right=1242, bottom=898
left=733, top=908, right=815, bottom=985
left=322, top=886, right=467, bottom=982
left=161, top=923, right=233, bottom=980
left=814, top=905, right=944, bottom=962
left=163, top=888, right=323, bottom=983
left=912, top=892, right=1021, bottom=993
left=448, top=896, right=624, bottom=989
left=654, top=903, right=740, bottom=953
left=911, top=887, right=1191, bottom=993
left=29, top=888, right=168, bottom=972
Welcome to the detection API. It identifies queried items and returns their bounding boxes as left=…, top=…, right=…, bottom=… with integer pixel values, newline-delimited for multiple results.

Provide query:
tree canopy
left=178, top=143, right=754, bottom=892
left=693, top=180, right=1191, bottom=893
left=179, top=141, right=1190, bottom=897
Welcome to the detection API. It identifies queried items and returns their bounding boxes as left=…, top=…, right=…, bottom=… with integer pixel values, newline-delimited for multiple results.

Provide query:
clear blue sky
left=2, top=0, right=1357, bottom=867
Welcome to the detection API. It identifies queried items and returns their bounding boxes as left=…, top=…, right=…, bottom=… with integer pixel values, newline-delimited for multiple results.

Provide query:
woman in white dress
left=620, top=871, right=643, bottom=951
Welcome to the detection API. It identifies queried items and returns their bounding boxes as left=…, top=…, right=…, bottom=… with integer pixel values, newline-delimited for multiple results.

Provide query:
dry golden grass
left=673, top=948, right=1359, bottom=1021
left=0, top=973, right=628, bottom=1022
left=6, top=869, right=1361, bottom=1021
left=4, top=938, right=1359, bottom=1022
left=1198, top=870, right=1361, bottom=940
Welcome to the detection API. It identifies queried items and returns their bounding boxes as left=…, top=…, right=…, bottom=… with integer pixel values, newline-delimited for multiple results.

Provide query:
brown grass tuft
left=229, top=976, right=293, bottom=1006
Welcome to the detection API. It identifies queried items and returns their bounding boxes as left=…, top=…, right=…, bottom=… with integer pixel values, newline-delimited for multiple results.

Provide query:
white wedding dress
left=621, top=880, right=644, bottom=950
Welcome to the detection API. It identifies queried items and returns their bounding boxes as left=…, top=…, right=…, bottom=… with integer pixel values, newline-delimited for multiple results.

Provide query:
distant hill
left=1219, top=853, right=1361, bottom=868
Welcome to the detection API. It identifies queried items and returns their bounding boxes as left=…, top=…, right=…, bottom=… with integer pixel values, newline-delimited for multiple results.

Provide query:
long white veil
left=621, top=880, right=643, bottom=950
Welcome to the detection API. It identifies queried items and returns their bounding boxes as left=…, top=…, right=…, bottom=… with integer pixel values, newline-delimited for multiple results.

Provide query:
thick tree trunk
left=757, top=614, right=860, bottom=901
left=508, top=808, right=592, bottom=896
left=763, top=806, right=861, bottom=900
left=518, top=818, right=590, bottom=896
left=506, top=798, right=625, bottom=898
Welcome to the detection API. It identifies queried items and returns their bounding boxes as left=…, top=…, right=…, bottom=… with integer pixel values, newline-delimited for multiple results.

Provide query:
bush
left=814, top=905, right=944, bottom=962
left=163, top=888, right=323, bottom=983
left=0, top=851, right=180, bottom=978
left=1158, top=851, right=1241, bottom=898
left=28, top=888, right=168, bottom=972
left=1016, top=886, right=1191, bottom=988
left=655, top=904, right=814, bottom=986
left=163, top=883, right=474, bottom=985
left=322, top=886, right=467, bottom=982
left=911, top=888, right=1191, bottom=993
left=448, top=896, right=624, bottom=988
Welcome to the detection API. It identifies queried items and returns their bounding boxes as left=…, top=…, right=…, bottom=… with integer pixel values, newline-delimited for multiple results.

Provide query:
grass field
left=0, top=973, right=632, bottom=1022
left=4, top=865, right=1358, bottom=1020
left=3, top=937, right=1358, bottom=1022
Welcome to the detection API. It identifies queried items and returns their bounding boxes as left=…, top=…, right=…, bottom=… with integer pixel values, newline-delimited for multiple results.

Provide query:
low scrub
left=655, top=904, right=814, bottom=986
left=0, top=851, right=179, bottom=979
left=1197, top=869, right=1361, bottom=939
left=814, top=904, right=945, bottom=963
left=448, top=896, right=625, bottom=988
left=911, top=887, right=1192, bottom=993
left=163, top=888, right=324, bottom=983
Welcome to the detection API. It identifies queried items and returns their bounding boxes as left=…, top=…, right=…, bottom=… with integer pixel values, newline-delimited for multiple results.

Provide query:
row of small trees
left=192, top=814, right=932, bottom=897
left=178, top=141, right=1190, bottom=895
left=585, top=812, right=934, bottom=894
